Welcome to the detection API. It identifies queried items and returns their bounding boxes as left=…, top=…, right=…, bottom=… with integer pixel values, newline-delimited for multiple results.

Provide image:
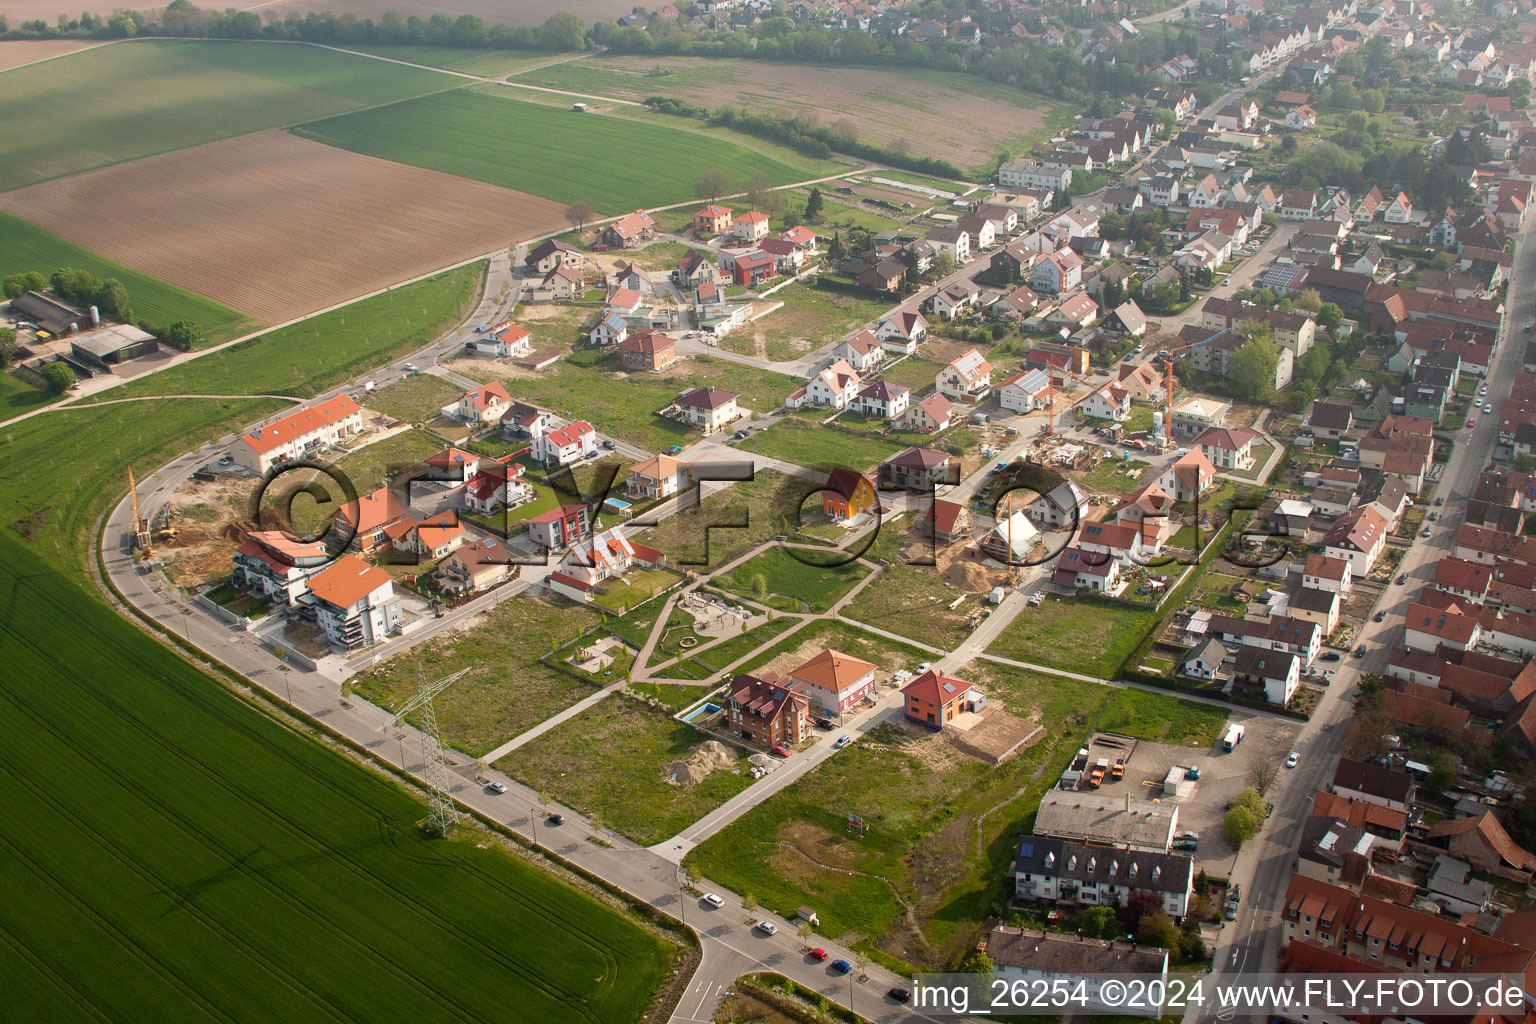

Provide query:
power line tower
left=384, top=666, right=471, bottom=837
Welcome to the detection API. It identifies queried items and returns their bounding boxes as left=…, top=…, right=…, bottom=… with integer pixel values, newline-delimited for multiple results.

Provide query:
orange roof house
left=901, top=669, right=982, bottom=730
left=822, top=467, right=877, bottom=521
left=693, top=204, right=733, bottom=236
left=789, top=649, right=878, bottom=716
left=334, top=487, right=409, bottom=555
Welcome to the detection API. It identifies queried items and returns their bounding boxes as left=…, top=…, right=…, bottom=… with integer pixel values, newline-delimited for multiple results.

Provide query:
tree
left=163, top=321, right=204, bottom=352
left=695, top=170, right=731, bottom=202
left=1230, top=334, right=1280, bottom=402
left=1345, top=685, right=1396, bottom=760
left=828, top=232, right=845, bottom=261
left=1224, top=786, right=1266, bottom=847
left=2, top=271, right=46, bottom=300
left=40, top=361, right=74, bottom=394
left=1317, top=302, right=1344, bottom=333
left=0, top=328, right=15, bottom=369
left=960, top=953, right=995, bottom=974
left=97, top=278, right=130, bottom=321
left=804, top=187, right=824, bottom=223
left=1427, top=751, right=1459, bottom=792
left=1081, top=905, right=1118, bottom=939
left=750, top=573, right=767, bottom=600
left=563, top=202, right=595, bottom=233
left=934, top=251, right=956, bottom=278
left=537, top=11, right=585, bottom=50
left=1247, top=759, right=1279, bottom=794
left=745, top=172, right=776, bottom=213
left=1120, top=889, right=1162, bottom=931
left=1137, top=911, right=1182, bottom=952
left=1295, top=288, right=1323, bottom=313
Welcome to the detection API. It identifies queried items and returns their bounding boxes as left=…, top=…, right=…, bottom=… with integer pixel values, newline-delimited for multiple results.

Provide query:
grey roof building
left=1033, top=790, right=1178, bottom=853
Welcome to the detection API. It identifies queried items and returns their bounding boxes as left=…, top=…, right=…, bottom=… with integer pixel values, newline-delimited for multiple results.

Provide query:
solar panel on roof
left=1019, top=842, right=1034, bottom=857
left=943, top=683, right=956, bottom=695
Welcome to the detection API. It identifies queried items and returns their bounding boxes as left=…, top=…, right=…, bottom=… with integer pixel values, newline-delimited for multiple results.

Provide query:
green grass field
left=0, top=531, right=673, bottom=1022
left=362, top=373, right=462, bottom=423
left=740, top=416, right=905, bottom=475
left=985, top=595, right=1158, bottom=679
left=0, top=368, right=52, bottom=412
left=0, top=39, right=460, bottom=191
left=94, top=262, right=482, bottom=401
left=1096, top=688, right=1229, bottom=747
left=294, top=86, right=833, bottom=214
left=713, top=547, right=871, bottom=613
left=0, top=211, right=253, bottom=342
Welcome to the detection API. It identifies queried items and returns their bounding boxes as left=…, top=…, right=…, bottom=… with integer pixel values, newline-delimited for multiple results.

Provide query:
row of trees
left=3, top=267, right=130, bottom=321
left=6, top=1, right=585, bottom=52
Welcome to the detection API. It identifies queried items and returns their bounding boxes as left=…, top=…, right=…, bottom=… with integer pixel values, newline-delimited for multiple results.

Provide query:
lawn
left=483, top=355, right=800, bottom=452
left=686, top=659, right=1106, bottom=967
left=363, top=374, right=462, bottom=424
left=737, top=618, right=933, bottom=679
left=870, top=354, right=943, bottom=395
left=0, top=210, right=253, bottom=343
left=713, top=546, right=872, bottom=613
left=295, top=86, right=832, bottom=215
left=0, top=368, right=51, bottom=412
left=1071, top=456, right=1151, bottom=495
left=332, top=427, right=446, bottom=494
left=662, top=616, right=803, bottom=677
left=0, top=38, right=460, bottom=191
left=985, top=594, right=1158, bottom=679
left=741, top=416, right=905, bottom=474
left=92, top=263, right=482, bottom=401
left=1096, top=688, right=1229, bottom=747
left=496, top=694, right=755, bottom=845
left=591, top=566, right=685, bottom=612
left=350, top=593, right=605, bottom=757
left=0, top=529, right=674, bottom=1023
left=746, top=283, right=896, bottom=351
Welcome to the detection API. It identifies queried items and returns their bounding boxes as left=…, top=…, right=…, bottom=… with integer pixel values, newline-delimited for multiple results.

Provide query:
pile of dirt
left=943, top=559, right=998, bottom=592
left=664, top=739, right=738, bottom=787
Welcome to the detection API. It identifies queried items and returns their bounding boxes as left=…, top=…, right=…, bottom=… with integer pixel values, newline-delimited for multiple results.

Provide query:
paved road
left=1186, top=219, right=1533, bottom=1022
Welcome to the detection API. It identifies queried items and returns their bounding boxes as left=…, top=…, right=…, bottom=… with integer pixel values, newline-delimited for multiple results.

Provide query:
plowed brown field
left=0, top=39, right=104, bottom=72
left=0, top=130, right=567, bottom=322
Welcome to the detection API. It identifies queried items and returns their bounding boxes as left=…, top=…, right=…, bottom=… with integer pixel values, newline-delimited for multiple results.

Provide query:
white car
left=1486, top=403, right=1494, bottom=413
left=403, top=362, right=418, bottom=372
left=702, top=893, right=724, bottom=908
left=755, top=920, right=777, bottom=935
left=485, top=781, right=507, bottom=794
left=834, top=735, right=851, bottom=749
left=1285, top=751, right=1299, bottom=768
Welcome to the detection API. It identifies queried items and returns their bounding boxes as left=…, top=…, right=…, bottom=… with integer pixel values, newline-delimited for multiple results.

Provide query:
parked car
left=831, top=959, right=852, bottom=974
left=403, top=362, right=418, bottom=372
left=1435, top=496, right=1444, bottom=506
left=703, top=892, right=725, bottom=908
left=770, top=744, right=791, bottom=758
left=1421, top=526, right=1432, bottom=537
left=218, top=455, right=233, bottom=466
left=1429, top=512, right=1438, bottom=521
left=1286, top=751, right=1299, bottom=768
left=754, top=920, right=778, bottom=935
left=809, top=948, right=827, bottom=962
left=1321, top=651, right=1341, bottom=662
left=834, top=735, right=851, bottom=749
left=1468, top=417, right=1477, bottom=428
left=815, top=718, right=836, bottom=730
left=1486, top=403, right=1494, bottom=413
left=1354, top=644, right=1368, bottom=658
left=600, top=439, right=616, bottom=449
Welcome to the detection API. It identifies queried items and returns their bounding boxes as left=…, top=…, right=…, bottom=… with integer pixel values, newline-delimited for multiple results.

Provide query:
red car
left=809, top=948, right=828, bottom=962
left=771, top=744, right=791, bottom=758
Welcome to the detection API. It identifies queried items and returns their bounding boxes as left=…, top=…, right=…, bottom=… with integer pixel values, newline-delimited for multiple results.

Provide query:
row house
left=1014, top=836, right=1193, bottom=918
left=1204, top=613, right=1322, bottom=667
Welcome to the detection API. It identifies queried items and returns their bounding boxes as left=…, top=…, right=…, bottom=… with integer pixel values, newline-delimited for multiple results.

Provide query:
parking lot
left=1078, top=713, right=1302, bottom=874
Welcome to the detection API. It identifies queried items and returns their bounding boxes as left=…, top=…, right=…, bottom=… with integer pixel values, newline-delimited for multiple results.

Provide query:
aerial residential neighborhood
left=14, top=0, right=1536, bottom=1019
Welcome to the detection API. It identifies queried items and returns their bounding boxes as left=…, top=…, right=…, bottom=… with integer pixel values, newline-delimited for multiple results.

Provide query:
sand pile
left=664, top=740, right=737, bottom=786
left=943, top=560, right=996, bottom=592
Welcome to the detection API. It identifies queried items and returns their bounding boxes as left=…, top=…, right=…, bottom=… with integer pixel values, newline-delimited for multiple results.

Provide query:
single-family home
left=675, top=387, right=740, bottom=432
left=1193, top=425, right=1263, bottom=471
left=923, top=499, right=971, bottom=544
left=626, top=454, right=692, bottom=500
left=472, top=321, right=531, bottom=359
left=790, top=649, right=878, bottom=718
left=830, top=330, right=885, bottom=373
left=882, top=447, right=952, bottom=492
left=901, top=669, right=983, bottom=730
left=1324, top=504, right=1389, bottom=576
left=616, top=330, right=678, bottom=372
left=853, top=380, right=909, bottom=420
left=693, top=204, right=733, bottom=236
left=527, top=503, right=591, bottom=551
left=333, top=487, right=409, bottom=556
left=1033, top=249, right=1084, bottom=294
left=791, top=359, right=861, bottom=410
left=1303, top=553, right=1353, bottom=594
left=437, top=536, right=514, bottom=594
left=822, top=467, right=877, bottom=521
left=877, top=309, right=928, bottom=354
left=936, top=348, right=992, bottom=403
left=601, top=210, right=655, bottom=249
left=1233, top=646, right=1300, bottom=706
left=906, top=393, right=954, bottom=433
left=1078, top=381, right=1131, bottom=421
left=731, top=211, right=771, bottom=243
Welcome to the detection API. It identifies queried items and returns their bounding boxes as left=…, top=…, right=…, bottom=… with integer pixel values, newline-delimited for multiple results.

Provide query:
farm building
left=68, top=324, right=159, bottom=369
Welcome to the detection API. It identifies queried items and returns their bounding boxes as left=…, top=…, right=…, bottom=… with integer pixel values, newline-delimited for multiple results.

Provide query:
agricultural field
left=295, top=86, right=835, bottom=214
left=0, top=211, right=252, bottom=343
left=713, top=547, right=873, bottom=613
left=496, top=694, right=756, bottom=845
left=0, top=132, right=565, bottom=324
left=985, top=593, right=1158, bottom=679
left=94, top=262, right=482, bottom=401
left=740, top=416, right=905, bottom=475
left=0, top=531, right=673, bottom=1023
left=0, top=38, right=103, bottom=72
left=467, top=354, right=800, bottom=452
left=0, top=38, right=459, bottom=191
left=202, top=0, right=636, bottom=29
left=512, top=55, right=1067, bottom=173
left=351, top=594, right=607, bottom=756
left=687, top=661, right=1106, bottom=967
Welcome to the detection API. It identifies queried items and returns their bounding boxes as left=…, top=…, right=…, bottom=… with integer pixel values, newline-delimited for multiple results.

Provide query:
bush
left=39, top=361, right=75, bottom=394
left=1224, top=786, right=1265, bottom=847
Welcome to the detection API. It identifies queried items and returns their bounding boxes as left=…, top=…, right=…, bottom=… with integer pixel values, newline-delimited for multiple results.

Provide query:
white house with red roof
left=876, top=309, right=928, bottom=354
left=626, top=454, right=692, bottom=499
left=471, top=321, right=531, bottom=359
left=600, top=210, right=655, bottom=248
left=232, top=530, right=330, bottom=606
left=230, top=394, right=364, bottom=474
left=854, top=380, right=909, bottom=420
left=1077, top=520, right=1149, bottom=565
left=453, top=381, right=512, bottom=424
left=906, top=392, right=955, bottom=432
left=1193, top=425, right=1263, bottom=471
left=731, top=210, right=771, bottom=243
left=1157, top=448, right=1217, bottom=503
left=790, top=359, right=861, bottom=410
left=1404, top=600, right=1482, bottom=653
left=301, top=555, right=399, bottom=650
left=462, top=460, right=530, bottom=514
left=424, top=446, right=481, bottom=487
left=1053, top=547, right=1121, bottom=591
left=334, top=487, right=409, bottom=555
left=779, top=226, right=818, bottom=251
left=532, top=420, right=596, bottom=466
left=937, top=348, right=992, bottom=403
left=387, top=511, right=468, bottom=563
left=528, top=503, right=591, bottom=551
left=1032, top=248, right=1083, bottom=294
left=1324, top=504, right=1389, bottom=576
left=500, top=400, right=556, bottom=440
left=996, top=368, right=1054, bottom=414
left=789, top=649, right=878, bottom=716
left=830, top=330, right=886, bottom=372
left=675, top=387, right=740, bottom=431
left=1078, top=380, right=1131, bottom=421
left=558, top=526, right=666, bottom=588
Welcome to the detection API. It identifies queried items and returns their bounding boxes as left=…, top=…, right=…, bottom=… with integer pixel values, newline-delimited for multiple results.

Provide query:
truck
left=1088, top=758, right=1109, bottom=787
left=1222, top=724, right=1245, bottom=751
left=1111, top=757, right=1125, bottom=780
